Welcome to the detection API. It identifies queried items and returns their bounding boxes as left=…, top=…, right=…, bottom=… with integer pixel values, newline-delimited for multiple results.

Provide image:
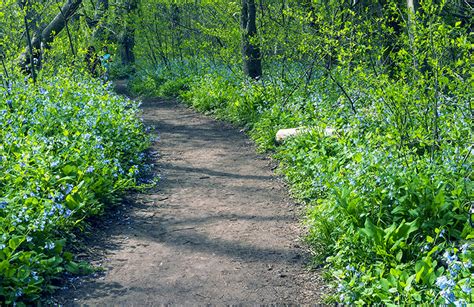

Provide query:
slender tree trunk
left=138, top=8, right=158, bottom=68
left=407, top=0, right=415, bottom=43
left=119, top=0, right=137, bottom=66
left=170, top=4, right=184, bottom=62
left=407, top=0, right=416, bottom=64
left=379, top=0, right=402, bottom=74
left=241, top=0, right=262, bottom=79
left=24, top=13, right=37, bottom=83
left=58, top=4, right=76, bottom=58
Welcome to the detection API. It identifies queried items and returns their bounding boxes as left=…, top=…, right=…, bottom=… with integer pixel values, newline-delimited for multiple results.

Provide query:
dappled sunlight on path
left=55, top=86, right=326, bottom=304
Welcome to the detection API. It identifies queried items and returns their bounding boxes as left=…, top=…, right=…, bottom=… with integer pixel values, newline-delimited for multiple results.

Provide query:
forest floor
left=54, top=82, right=327, bottom=305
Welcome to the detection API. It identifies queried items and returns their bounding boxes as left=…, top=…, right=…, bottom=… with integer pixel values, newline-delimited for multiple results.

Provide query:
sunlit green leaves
left=0, top=69, right=149, bottom=303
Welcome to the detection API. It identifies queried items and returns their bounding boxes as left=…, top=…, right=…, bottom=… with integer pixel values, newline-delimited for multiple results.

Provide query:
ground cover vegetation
left=0, top=0, right=150, bottom=303
left=0, top=0, right=472, bottom=304
left=126, top=0, right=473, bottom=304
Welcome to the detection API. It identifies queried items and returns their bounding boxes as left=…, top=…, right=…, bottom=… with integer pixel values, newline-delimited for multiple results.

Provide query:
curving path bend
left=56, top=87, right=326, bottom=305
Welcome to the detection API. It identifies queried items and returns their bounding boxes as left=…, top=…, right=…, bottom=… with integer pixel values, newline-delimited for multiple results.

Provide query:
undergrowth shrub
left=277, top=129, right=472, bottom=304
left=129, top=68, right=191, bottom=98
left=181, top=74, right=235, bottom=113
left=132, top=60, right=473, bottom=304
left=130, top=5, right=473, bottom=301
left=129, top=69, right=167, bottom=97
left=132, top=57, right=473, bottom=303
left=0, top=69, right=150, bottom=303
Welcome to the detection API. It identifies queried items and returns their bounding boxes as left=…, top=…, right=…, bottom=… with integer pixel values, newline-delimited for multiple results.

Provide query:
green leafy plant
left=0, top=68, right=150, bottom=303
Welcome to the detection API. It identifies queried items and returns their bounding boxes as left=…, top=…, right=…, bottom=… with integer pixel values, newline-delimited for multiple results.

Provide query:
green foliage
left=130, top=0, right=473, bottom=299
left=0, top=69, right=150, bottom=303
left=129, top=68, right=191, bottom=98
left=110, top=63, right=135, bottom=80
left=181, top=74, right=242, bottom=116
left=278, top=129, right=472, bottom=304
left=2, top=0, right=472, bottom=304
left=133, top=1, right=241, bottom=71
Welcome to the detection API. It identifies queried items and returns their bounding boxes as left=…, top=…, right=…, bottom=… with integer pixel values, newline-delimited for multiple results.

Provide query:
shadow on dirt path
left=55, top=82, right=327, bottom=304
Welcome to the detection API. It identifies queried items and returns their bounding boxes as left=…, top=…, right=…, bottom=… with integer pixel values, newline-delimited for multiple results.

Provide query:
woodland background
left=0, top=0, right=473, bottom=304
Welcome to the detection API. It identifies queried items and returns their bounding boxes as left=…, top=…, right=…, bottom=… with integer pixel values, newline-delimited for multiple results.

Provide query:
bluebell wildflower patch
left=0, top=70, right=150, bottom=303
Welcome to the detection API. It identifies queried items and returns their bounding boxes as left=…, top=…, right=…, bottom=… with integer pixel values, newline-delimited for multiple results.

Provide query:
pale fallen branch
left=275, top=127, right=336, bottom=143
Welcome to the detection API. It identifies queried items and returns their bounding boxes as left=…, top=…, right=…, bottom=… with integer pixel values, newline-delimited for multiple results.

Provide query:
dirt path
left=56, top=92, right=326, bottom=304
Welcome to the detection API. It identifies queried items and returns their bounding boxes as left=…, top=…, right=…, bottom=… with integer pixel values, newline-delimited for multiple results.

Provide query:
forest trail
left=56, top=83, right=325, bottom=304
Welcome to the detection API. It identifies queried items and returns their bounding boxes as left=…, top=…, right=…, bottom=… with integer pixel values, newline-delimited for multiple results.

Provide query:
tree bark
left=407, top=0, right=417, bottom=69
left=119, top=0, right=137, bottom=66
left=32, top=0, right=83, bottom=50
left=241, top=0, right=262, bottom=79
left=20, top=0, right=82, bottom=69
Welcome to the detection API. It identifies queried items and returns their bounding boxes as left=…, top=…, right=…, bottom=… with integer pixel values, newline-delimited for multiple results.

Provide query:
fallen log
left=275, top=127, right=336, bottom=143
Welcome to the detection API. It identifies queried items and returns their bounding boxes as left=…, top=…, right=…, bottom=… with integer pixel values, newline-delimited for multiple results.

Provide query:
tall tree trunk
left=24, top=11, right=37, bottom=82
left=119, top=0, right=137, bottom=66
left=407, top=0, right=417, bottom=70
left=241, top=0, right=262, bottom=79
left=407, top=0, right=417, bottom=40
left=170, top=4, right=184, bottom=62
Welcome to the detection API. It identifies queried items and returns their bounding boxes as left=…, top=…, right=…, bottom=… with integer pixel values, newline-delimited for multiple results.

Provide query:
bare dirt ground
left=55, top=86, right=327, bottom=305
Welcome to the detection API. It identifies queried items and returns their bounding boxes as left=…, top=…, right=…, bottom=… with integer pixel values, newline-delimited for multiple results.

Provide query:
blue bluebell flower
left=436, top=276, right=455, bottom=290
left=449, top=263, right=461, bottom=277
left=64, top=209, right=72, bottom=217
left=337, top=283, right=345, bottom=292
left=31, top=271, right=39, bottom=281
left=461, top=284, right=471, bottom=294
left=440, top=289, right=455, bottom=303
left=44, top=242, right=55, bottom=250
left=463, top=260, right=472, bottom=269
left=63, top=184, right=74, bottom=195
left=53, top=203, right=63, bottom=212
left=46, top=208, right=55, bottom=217
left=339, top=293, right=345, bottom=302
left=443, top=251, right=458, bottom=264
left=345, top=265, right=356, bottom=272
